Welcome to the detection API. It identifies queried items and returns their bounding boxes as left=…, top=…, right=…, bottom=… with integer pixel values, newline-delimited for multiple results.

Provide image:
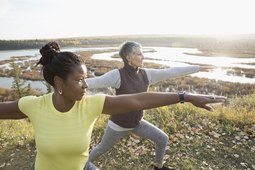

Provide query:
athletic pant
left=89, top=119, right=169, bottom=165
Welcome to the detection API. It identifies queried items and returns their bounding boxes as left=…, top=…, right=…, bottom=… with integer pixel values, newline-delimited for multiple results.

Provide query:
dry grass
left=1, top=95, right=254, bottom=170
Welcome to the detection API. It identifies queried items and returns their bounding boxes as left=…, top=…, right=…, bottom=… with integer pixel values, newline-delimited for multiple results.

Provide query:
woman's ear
left=126, top=55, right=132, bottom=63
left=54, top=76, right=63, bottom=90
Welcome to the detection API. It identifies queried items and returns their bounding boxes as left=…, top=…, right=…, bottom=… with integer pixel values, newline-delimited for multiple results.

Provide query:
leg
left=133, top=119, right=169, bottom=167
left=84, top=161, right=99, bottom=170
left=30, top=161, right=35, bottom=170
left=89, top=123, right=129, bottom=162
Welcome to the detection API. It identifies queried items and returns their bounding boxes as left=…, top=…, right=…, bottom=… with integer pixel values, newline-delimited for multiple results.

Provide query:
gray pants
left=89, top=119, right=169, bottom=164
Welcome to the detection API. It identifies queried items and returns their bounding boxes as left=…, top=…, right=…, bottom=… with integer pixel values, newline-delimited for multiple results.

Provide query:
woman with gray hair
left=87, top=41, right=212, bottom=170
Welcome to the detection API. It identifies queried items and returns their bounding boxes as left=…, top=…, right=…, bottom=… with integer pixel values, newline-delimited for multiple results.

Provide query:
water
left=0, top=77, right=47, bottom=92
left=0, top=47, right=117, bottom=61
left=92, top=47, right=255, bottom=84
left=0, top=47, right=255, bottom=91
left=0, top=49, right=40, bottom=61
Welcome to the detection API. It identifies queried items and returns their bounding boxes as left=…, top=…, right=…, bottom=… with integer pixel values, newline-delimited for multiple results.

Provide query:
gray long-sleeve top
left=86, top=66, right=200, bottom=89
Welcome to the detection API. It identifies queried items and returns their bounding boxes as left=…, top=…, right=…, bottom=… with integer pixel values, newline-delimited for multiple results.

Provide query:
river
left=92, top=47, right=255, bottom=84
left=0, top=47, right=254, bottom=92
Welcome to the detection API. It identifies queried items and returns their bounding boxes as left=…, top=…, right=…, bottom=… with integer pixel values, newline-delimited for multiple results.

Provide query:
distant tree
left=10, top=62, right=28, bottom=98
left=26, top=83, right=33, bottom=95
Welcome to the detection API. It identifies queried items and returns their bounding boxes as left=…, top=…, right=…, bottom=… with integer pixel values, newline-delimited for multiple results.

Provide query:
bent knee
left=155, top=133, right=169, bottom=146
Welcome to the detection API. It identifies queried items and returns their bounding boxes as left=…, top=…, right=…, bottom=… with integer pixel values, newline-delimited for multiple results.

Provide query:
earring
left=58, top=88, right=62, bottom=95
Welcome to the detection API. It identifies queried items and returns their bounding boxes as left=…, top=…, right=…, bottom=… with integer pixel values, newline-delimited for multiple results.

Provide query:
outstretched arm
left=102, top=92, right=226, bottom=115
left=145, top=66, right=199, bottom=84
left=0, top=100, right=27, bottom=119
left=86, top=69, right=121, bottom=89
left=145, top=66, right=215, bottom=85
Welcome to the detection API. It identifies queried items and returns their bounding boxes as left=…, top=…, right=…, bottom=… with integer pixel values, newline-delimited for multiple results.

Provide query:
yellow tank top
left=18, top=93, right=105, bottom=170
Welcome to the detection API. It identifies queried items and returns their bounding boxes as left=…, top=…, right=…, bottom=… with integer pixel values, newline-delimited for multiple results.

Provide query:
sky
left=0, top=0, right=255, bottom=40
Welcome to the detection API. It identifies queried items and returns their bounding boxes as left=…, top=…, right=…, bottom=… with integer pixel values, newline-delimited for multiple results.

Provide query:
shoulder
left=19, top=93, right=52, bottom=108
left=142, top=67, right=154, bottom=73
left=99, top=69, right=120, bottom=77
left=79, top=94, right=106, bottom=116
left=140, top=67, right=152, bottom=75
left=109, top=69, right=120, bottom=75
left=18, top=93, right=52, bottom=116
left=80, top=94, right=106, bottom=105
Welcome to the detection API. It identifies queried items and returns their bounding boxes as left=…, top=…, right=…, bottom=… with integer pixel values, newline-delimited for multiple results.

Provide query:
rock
left=240, top=162, right=248, bottom=167
left=210, top=131, right=221, bottom=138
left=202, top=161, right=208, bottom=166
left=0, top=163, right=6, bottom=168
left=233, top=154, right=239, bottom=158
left=235, top=136, right=241, bottom=140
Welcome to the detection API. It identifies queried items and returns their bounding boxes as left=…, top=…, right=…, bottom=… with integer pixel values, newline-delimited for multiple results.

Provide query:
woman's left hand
left=185, top=93, right=227, bottom=111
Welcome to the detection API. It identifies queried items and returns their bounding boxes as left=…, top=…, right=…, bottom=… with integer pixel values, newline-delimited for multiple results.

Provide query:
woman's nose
left=83, top=79, right=88, bottom=89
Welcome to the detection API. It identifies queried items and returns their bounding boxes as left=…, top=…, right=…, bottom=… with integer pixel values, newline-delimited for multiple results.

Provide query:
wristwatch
left=178, top=91, right=185, bottom=103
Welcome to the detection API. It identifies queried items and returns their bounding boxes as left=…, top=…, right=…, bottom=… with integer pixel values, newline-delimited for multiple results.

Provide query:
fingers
left=197, top=104, right=213, bottom=111
left=214, top=96, right=227, bottom=100
left=208, top=95, right=227, bottom=103
left=205, top=105, right=213, bottom=112
left=212, top=98, right=226, bottom=103
left=189, top=93, right=227, bottom=111
left=203, top=95, right=227, bottom=111
left=199, top=66, right=215, bottom=72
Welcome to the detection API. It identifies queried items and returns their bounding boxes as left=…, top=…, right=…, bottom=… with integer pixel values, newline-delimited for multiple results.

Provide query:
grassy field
left=0, top=94, right=254, bottom=170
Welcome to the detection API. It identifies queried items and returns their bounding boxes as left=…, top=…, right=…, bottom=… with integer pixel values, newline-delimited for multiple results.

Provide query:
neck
left=129, top=63, right=139, bottom=69
left=52, top=92, right=75, bottom=112
left=124, top=63, right=139, bottom=73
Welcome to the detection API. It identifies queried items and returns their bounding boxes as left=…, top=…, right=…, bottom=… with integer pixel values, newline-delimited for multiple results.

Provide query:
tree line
left=1, top=35, right=255, bottom=55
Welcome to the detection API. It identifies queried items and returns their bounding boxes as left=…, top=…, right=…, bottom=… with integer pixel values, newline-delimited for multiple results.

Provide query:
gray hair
left=119, top=41, right=142, bottom=63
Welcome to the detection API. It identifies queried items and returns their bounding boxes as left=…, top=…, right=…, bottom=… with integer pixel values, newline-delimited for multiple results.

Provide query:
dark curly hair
left=37, top=42, right=84, bottom=86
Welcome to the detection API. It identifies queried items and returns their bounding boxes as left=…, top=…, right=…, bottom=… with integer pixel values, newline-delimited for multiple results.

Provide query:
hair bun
left=39, top=42, right=61, bottom=66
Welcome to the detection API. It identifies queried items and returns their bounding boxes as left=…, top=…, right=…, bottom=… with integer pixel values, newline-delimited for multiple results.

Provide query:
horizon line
left=1, top=33, right=255, bottom=41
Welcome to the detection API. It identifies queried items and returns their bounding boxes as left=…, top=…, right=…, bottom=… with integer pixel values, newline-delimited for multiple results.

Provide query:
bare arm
left=102, top=92, right=226, bottom=115
left=0, top=100, right=27, bottom=119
